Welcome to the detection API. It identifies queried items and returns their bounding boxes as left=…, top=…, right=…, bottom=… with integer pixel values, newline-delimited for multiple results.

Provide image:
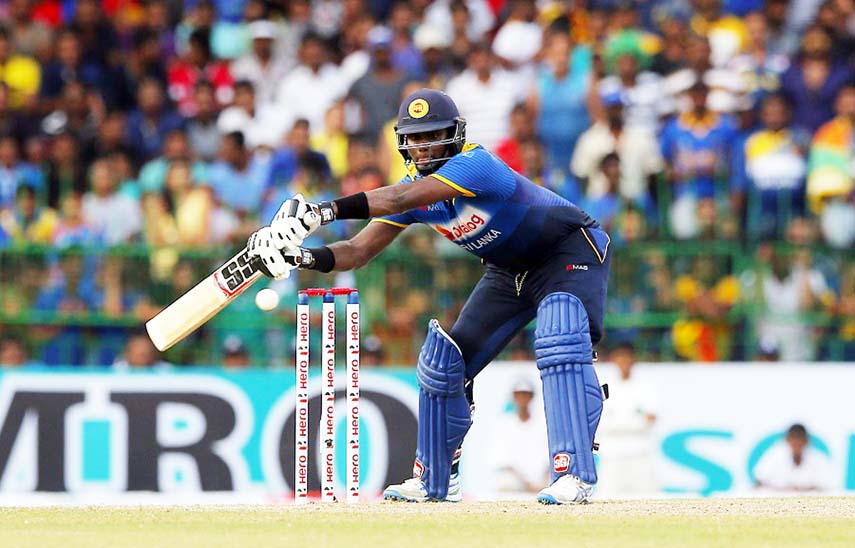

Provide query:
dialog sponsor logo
left=433, top=206, right=493, bottom=242
left=435, top=214, right=485, bottom=241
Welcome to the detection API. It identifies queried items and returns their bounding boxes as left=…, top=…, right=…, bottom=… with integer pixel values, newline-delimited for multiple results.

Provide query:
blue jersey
left=374, top=144, right=600, bottom=272
left=660, top=112, right=737, bottom=199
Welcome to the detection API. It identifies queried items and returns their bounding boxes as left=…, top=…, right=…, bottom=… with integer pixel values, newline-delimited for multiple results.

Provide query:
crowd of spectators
left=0, top=0, right=854, bottom=367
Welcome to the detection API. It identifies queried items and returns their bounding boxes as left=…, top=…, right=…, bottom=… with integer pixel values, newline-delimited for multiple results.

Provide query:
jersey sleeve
left=371, top=210, right=417, bottom=229
left=432, top=146, right=515, bottom=200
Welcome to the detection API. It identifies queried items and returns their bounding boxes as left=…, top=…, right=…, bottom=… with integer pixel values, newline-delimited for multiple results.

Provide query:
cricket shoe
left=536, top=474, right=593, bottom=505
left=383, top=472, right=462, bottom=503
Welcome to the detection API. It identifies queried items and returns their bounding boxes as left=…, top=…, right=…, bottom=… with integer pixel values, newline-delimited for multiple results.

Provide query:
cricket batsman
left=247, top=89, right=610, bottom=504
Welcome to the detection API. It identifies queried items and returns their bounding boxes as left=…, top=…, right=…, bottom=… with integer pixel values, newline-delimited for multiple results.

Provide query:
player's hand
left=247, top=227, right=299, bottom=280
left=269, top=193, right=327, bottom=250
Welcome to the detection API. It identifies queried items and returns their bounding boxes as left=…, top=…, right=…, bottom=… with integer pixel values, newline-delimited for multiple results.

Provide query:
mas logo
left=408, top=99, right=429, bottom=119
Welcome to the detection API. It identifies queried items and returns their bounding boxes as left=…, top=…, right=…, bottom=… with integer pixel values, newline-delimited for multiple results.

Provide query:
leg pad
left=415, top=320, right=472, bottom=499
left=535, top=293, right=603, bottom=484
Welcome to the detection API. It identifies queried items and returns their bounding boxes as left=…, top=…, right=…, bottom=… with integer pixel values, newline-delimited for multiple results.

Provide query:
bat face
left=215, top=248, right=264, bottom=295
left=146, top=248, right=264, bottom=351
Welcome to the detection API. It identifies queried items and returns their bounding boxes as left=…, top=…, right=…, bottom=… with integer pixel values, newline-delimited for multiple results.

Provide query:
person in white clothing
left=218, top=81, right=287, bottom=150
left=598, top=45, right=672, bottom=133
left=753, top=247, right=833, bottom=361
left=275, top=33, right=346, bottom=134
left=445, top=44, right=523, bottom=151
left=230, top=20, right=292, bottom=107
left=595, top=342, right=658, bottom=498
left=755, top=424, right=831, bottom=492
left=491, top=0, right=540, bottom=82
left=82, top=158, right=142, bottom=245
left=571, top=93, right=663, bottom=201
left=492, top=378, right=549, bottom=497
left=424, top=0, right=496, bottom=43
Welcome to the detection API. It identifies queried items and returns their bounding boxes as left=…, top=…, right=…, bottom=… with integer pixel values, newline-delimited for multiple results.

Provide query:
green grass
left=1, top=498, right=853, bottom=548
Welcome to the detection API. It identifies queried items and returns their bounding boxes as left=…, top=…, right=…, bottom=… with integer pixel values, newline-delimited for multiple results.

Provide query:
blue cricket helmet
left=395, top=88, right=467, bottom=173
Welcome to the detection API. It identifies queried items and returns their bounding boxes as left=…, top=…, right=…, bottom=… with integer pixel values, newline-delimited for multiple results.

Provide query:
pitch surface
left=1, top=497, right=853, bottom=547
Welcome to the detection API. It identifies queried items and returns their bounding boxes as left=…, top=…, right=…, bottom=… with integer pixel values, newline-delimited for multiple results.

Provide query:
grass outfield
left=1, top=497, right=853, bottom=548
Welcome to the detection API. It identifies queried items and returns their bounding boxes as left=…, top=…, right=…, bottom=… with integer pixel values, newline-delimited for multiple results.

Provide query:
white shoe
left=383, top=472, right=462, bottom=503
left=536, top=474, right=593, bottom=505
left=446, top=471, right=462, bottom=502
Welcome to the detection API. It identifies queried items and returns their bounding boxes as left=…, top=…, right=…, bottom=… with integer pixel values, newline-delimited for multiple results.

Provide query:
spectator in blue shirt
left=39, top=29, right=105, bottom=112
left=208, top=131, right=271, bottom=215
left=52, top=191, right=103, bottom=247
left=519, top=136, right=582, bottom=204
left=33, top=251, right=101, bottom=366
left=660, top=80, right=738, bottom=201
left=530, top=32, right=592, bottom=174
left=816, top=1, right=855, bottom=64
left=70, top=0, right=121, bottom=69
left=137, top=129, right=209, bottom=194
left=125, top=77, right=186, bottom=163
left=387, top=3, right=423, bottom=77
left=731, top=94, right=809, bottom=241
left=113, top=30, right=171, bottom=111
left=583, top=152, right=623, bottom=232
left=263, top=119, right=340, bottom=242
left=265, top=118, right=331, bottom=210
left=780, top=25, right=855, bottom=134
left=0, top=135, right=43, bottom=210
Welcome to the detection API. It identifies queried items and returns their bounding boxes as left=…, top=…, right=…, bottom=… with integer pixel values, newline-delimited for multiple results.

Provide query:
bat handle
left=249, top=254, right=271, bottom=278
left=248, top=248, right=302, bottom=279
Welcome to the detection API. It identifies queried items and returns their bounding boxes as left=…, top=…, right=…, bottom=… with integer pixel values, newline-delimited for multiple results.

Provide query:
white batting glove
left=269, top=193, right=323, bottom=250
left=247, top=226, right=299, bottom=280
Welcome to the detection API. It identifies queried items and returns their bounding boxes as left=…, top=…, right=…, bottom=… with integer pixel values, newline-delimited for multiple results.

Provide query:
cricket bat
left=146, top=247, right=267, bottom=351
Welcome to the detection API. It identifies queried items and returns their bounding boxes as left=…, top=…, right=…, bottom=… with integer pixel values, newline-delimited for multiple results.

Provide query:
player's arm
left=261, top=177, right=463, bottom=251
left=325, top=219, right=405, bottom=271
left=300, top=179, right=460, bottom=272
left=250, top=178, right=464, bottom=277
left=310, top=178, right=461, bottom=269
left=318, top=175, right=464, bottom=222
left=364, top=176, right=463, bottom=216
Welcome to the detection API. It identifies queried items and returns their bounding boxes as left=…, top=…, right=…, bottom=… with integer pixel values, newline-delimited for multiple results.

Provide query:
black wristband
left=303, top=246, right=336, bottom=273
left=332, top=192, right=370, bottom=220
left=317, top=202, right=336, bottom=225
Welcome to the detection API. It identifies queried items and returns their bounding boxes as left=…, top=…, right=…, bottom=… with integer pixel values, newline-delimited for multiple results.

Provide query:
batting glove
left=269, top=193, right=333, bottom=250
left=247, top=226, right=299, bottom=280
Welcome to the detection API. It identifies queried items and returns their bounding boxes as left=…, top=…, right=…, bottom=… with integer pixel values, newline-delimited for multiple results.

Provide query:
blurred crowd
left=0, top=0, right=854, bottom=367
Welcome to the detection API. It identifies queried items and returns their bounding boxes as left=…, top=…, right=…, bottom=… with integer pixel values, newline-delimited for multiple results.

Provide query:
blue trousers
left=449, top=227, right=611, bottom=381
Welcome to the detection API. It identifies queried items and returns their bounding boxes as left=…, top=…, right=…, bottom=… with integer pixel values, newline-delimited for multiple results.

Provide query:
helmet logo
left=408, top=98, right=429, bottom=119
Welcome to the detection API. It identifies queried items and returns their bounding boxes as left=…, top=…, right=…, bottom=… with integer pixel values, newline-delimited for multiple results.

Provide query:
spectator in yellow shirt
left=0, top=27, right=41, bottom=110
left=690, top=0, right=748, bottom=67
left=0, top=185, right=57, bottom=245
left=310, top=101, right=349, bottom=179
left=672, top=255, right=740, bottom=361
